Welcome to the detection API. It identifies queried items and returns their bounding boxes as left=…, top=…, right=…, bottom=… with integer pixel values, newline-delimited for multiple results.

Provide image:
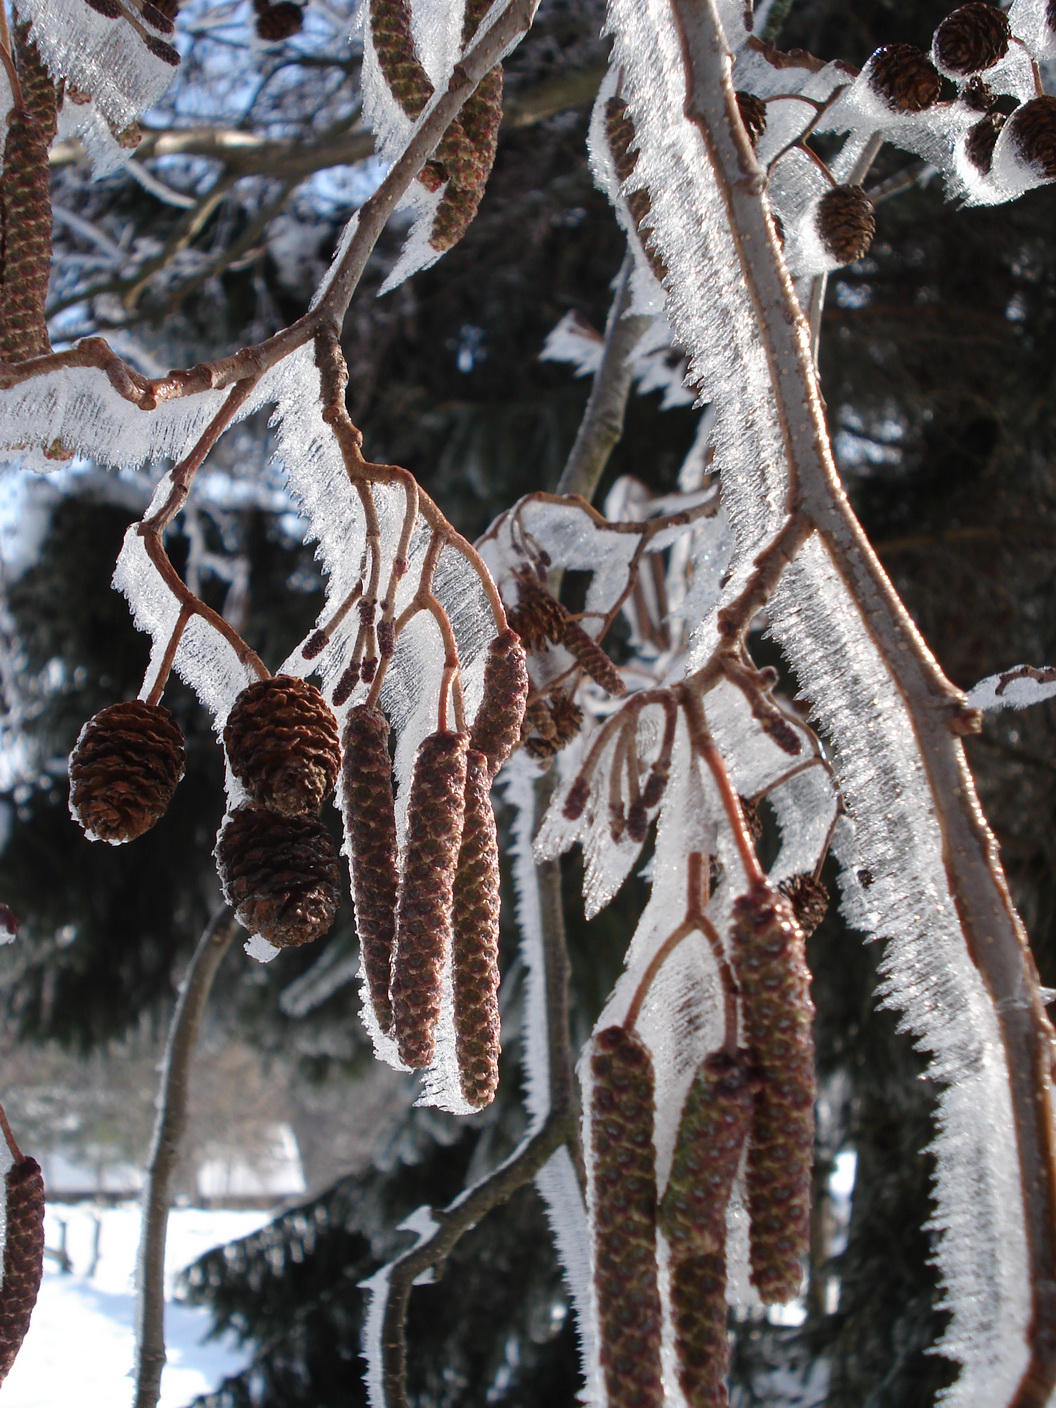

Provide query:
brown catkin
left=669, top=1253, right=730, bottom=1408
left=341, top=705, right=400, bottom=1033
left=13, top=26, right=58, bottom=146
left=370, top=0, right=432, bottom=119
left=0, top=1157, right=45, bottom=1385
left=0, top=106, right=52, bottom=363
left=659, top=1050, right=757, bottom=1259
left=557, top=613, right=627, bottom=698
left=69, top=701, right=185, bottom=844
left=589, top=1025, right=663, bottom=1408
left=391, top=731, right=469, bottom=1068
left=731, top=883, right=816, bottom=1303
left=451, top=748, right=501, bottom=1108
left=224, top=675, right=340, bottom=817
left=469, top=629, right=529, bottom=776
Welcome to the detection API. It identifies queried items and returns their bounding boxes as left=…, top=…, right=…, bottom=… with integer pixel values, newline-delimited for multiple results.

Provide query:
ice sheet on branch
left=541, top=311, right=694, bottom=410
left=15, top=0, right=178, bottom=142
left=966, top=664, right=1056, bottom=711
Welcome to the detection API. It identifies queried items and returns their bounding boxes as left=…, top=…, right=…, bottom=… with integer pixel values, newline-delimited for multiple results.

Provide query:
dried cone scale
left=341, top=704, right=400, bottom=1034
left=224, top=675, right=340, bottom=816
left=868, top=43, right=942, bottom=112
left=815, top=184, right=876, bottom=266
left=933, top=2, right=1010, bottom=75
left=390, top=730, right=469, bottom=1068
left=216, top=805, right=342, bottom=948
left=0, top=1156, right=45, bottom=1385
left=589, top=1025, right=664, bottom=1408
left=451, top=749, right=502, bottom=1108
left=69, top=701, right=185, bottom=843
left=731, top=883, right=816, bottom=1303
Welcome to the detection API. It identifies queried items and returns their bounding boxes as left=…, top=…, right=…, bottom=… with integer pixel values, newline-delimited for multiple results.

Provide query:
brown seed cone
left=341, top=704, right=399, bottom=1034
left=815, top=184, right=876, bottom=266
left=934, top=2, right=1010, bottom=75
left=370, top=0, right=433, bottom=120
left=549, top=691, right=584, bottom=746
left=1008, top=96, right=1056, bottom=182
left=255, top=2, right=303, bottom=40
left=731, top=883, right=816, bottom=1303
left=0, top=1156, right=45, bottom=1385
left=469, top=629, right=529, bottom=776
left=391, top=731, right=470, bottom=1068
left=669, top=1252, right=730, bottom=1408
left=507, top=569, right=566, bottom=651
left=965, top=112, right=1003, bottom=171
left=868, top=43, right=942, bottom=113
left=0, top=107, right=52, bottom=363
left=778, top=873, right=829, bottom=937
left=13, top=26, right=58, bottom=146
left=216, top=805, right=342, bottom=948
left=69, top=701, right=185, bottom=844
left=451, top=749, right=501, bottom=1108
left=589, top=1025, right=663, bottom=1408
left=736, top=90, right=767, bottom=149
left=659, top=1050, right=758, bottom=1259
left=224, top=675, right=340, bottom=817
left=152, top=0, right=180, bottom=17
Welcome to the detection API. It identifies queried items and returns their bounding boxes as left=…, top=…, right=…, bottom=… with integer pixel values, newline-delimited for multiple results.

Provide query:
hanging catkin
left=668, top=1254, right=730, bottom=1408
left=341, top=704, right=400, bottom=1034
left=469, top=629, right=529, bottom=776
left=451, top=748, right=501, bottom=1108
left=731, top=883, right=816, bottom=1304
left=589, top=1025, right=663, bottom=1408
left=0, top=103, right=53, bottom=363
left=391, top=730, right=469, bottom=1068
left=0, top=1156, right=45, bottom=1385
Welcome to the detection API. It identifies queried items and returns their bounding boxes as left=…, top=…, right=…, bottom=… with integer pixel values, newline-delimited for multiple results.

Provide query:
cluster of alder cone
left=69, top=625, right=529, bottom=1111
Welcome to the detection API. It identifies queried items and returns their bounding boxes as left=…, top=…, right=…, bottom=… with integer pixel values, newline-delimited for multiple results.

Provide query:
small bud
left=777, top=873, right=829, bottom=937
left=142, top=33, right=180, bottom=64
left=255, top=0, right=303, bottom=39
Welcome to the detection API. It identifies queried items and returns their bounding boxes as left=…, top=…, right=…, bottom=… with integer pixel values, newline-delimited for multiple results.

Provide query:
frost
left=534, top=1148, right=596, bottom=1407
left=243, top=933, right=280, bottom=964
left=967, top=664, right=1056, bottom=711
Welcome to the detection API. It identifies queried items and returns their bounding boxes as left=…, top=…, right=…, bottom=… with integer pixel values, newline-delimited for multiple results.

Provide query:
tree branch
left=132, top=906, right=237, bottom=1408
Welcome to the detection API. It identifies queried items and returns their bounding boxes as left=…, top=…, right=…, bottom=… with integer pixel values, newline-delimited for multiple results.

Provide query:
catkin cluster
left=341, top=631, right=527, bottom=1106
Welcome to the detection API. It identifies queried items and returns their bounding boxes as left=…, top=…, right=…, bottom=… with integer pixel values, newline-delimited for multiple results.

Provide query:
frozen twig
left=133, top=906, right=238, bottom=1408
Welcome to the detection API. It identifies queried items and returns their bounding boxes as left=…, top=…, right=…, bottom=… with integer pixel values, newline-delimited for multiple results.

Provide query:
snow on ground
left=4, top=1202, right=275, bottom=1408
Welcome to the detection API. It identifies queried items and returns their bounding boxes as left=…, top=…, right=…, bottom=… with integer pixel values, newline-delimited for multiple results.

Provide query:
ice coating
left=967, top=665, right=1056, bottom=711
left=14, top=0, right=177, bottom=133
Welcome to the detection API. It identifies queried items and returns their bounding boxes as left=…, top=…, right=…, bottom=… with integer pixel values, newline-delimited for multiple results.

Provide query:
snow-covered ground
left=4, top=1202, right=275, bottom=1408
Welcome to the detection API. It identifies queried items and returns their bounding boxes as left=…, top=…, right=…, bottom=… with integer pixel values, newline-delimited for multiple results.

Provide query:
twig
left=133, top=907, right=238, bottom=1408
left=555, top=249, right=652, bottom=501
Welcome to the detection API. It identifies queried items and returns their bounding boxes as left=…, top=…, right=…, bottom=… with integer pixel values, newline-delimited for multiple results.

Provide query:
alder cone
left=1008, top=96, right=1056, bottom=182
left=736, top=90, right=767, bottom=149
left=469, top=629, right=529, bottom=775
left=451, top=749, right=501, bottom=1108
left=590, top=1025, right=663, bottom=1408
left=391, top=731, right=469, bottom=1068
left=731, top=883, right=816, bottom=1303
left=0, top=1157, right=45, bottom=1385
left=216, top=806, right=342, bottom=948
left=341, top=705, right=399, bottom=1034
left=224, top=675, right=340, bottom=816
left=255, top=2, right=303, bottom=40
left=933, top=2, right=1010, bottom=75
left=965, top=112, right=1003, bottom=172
left=868, top=43, right=942, bottom=112
left=659, top=1050, right=757, bottom=1258
left=69, top=701, right=185, bottom=844
left=815, top=184, right=876, bottom=266
left=778, top=873, right=829, bottom=937
left=669, top=1253, right=730, bottom=1408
